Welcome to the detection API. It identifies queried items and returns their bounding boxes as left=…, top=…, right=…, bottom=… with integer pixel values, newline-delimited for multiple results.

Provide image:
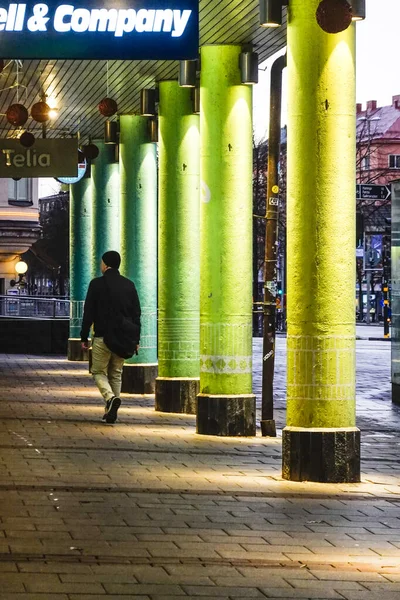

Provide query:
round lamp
left=19, top=131, right=35, bottom=147
left=82, top=143, right=100, bottom=160
left=31, top=101, right=51, bottom=123
left=6, top=103, right=29, bottom=126
left=99, top=97, right=118, bottom=117
left=316, top=0, right=352, bottom=33
left=15, top=260, right=28, bottom=275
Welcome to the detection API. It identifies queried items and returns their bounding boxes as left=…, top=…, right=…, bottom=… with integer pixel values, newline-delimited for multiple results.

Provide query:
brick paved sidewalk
left=0, top=345, right=399, bottom=599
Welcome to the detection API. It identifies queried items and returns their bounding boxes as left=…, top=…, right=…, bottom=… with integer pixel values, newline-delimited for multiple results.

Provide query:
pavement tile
left=0, top=343, right=398, bottom=598
left=308, top=570, right=388, bottom=581
left=182, top=586, right=265, bottom=596
left=258, top=588, right=345, bottom=598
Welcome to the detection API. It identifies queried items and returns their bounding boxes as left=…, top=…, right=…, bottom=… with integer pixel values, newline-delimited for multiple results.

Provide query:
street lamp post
left=357, top=114, right=380, bottom=325
left=13, top=259, right=28, bottom=293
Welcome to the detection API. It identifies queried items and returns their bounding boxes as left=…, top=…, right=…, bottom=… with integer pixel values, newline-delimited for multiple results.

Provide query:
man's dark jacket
left=80, top=268, right=141, bottom=343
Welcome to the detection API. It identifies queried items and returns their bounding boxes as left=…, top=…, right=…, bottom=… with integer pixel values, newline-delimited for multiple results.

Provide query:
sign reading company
left=0, top=138, right=78, bottom=177
left=0, top=0, right=199, bottom=59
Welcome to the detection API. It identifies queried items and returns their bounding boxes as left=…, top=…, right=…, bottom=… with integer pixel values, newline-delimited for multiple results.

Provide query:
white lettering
left=153, top=9, right=173, bottom=33
left=172, top=9, right=191, bottom=38
left=0, top=8, right=7, bottom=31
left=54, top=4, right=73, bottom=32
left=70, top=7, right=91, bottom=32
left=0, top=4, right=192, bottom=37
left=27, top=3, right=49, bottom=31
left=13, top=153, right=25, bottom=167
left=88, top=8, right=117, bottom=32
left=14, top=3, right=26, bottom=30
left=114, top=8, right=135, bottom=37
left=135, top=8, right=154, bottom=33
left=38, top=153, right=50, bottom=167
left=1, top=148, right=50, bottom=168
left=5, top=3, right=17, bottom=30
left=2, top=149, right=15, bottom=167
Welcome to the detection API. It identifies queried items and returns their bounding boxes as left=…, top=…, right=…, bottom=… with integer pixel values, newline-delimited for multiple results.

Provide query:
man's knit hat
left=102, top=251, right=121, bottom=269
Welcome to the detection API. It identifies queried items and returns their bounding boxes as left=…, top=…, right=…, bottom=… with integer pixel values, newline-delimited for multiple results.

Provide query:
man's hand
left=81, top=341, right=90, bottom=351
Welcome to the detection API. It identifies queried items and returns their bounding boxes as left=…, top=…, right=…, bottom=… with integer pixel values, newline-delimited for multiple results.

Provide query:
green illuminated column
left=197, top=45, right=256, bottom=436
left=282, top=0, right=360, bottom=481
left=119, top=115, right=158, bottom=394
left=156, top=80, right=200, bottom=414
left=91, top=141, right=120, bottom=277
left=68, top=175, right=92, bottom=361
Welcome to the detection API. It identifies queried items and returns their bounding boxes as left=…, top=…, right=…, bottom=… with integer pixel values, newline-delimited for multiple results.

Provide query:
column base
left=260, top=419, right=277, bottom=437
left=68, top=338, right=88, bottom=362
left=121, top=363, right=158, bottom=394
left=282, top=426, right=360, bottom=483
left=155, top=377, right=199, bottom=414
left=392, top=383, right=400, bottom=405
left=197, top=393, right=256, bottom=437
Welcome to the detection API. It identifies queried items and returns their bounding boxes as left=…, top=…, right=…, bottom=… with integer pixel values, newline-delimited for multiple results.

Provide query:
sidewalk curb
left=356, top=336, right=390, bottom=341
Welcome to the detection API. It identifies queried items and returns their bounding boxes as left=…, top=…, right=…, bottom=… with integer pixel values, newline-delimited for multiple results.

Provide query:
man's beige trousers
left=91, top=337, right=125, bottom=403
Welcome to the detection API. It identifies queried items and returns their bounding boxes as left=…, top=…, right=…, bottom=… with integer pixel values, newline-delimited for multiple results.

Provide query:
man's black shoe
left=105, top=397, right=121, bottom=424
left=102, top=398, right=112, bottom=421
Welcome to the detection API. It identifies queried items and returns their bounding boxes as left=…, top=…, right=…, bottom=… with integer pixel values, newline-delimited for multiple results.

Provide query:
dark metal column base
left=282, top=426, right=360, bottom=483
left=121, top=363, right=158, bottom=394
left=155, top=377, right=200, bottom=414
left=392, top=383, right=400, bottom=405
left=197, top=394, right=256, bottom=437
left=260, top=419, right=277, bottom=437
left=68, top=338, right=88, bottom=362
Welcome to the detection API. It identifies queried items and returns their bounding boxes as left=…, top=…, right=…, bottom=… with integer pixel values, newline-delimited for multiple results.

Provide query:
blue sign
left=0, top=0, right=199, bottom=59
left=57, top=158, right=87, bottom=184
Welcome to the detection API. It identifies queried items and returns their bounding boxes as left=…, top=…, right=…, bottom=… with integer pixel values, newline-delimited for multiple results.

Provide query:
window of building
left=8, top=178, right=33, bottom=207
left=389, top=155, right=400, bottom=169
left=361, top=156, right=370, bottom=171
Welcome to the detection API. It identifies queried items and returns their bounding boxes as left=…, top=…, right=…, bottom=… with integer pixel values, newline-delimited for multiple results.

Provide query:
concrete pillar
left=391, top=180, right=400, bottom=404
left=119, top=115, right=158, bottom=394
left=282, top=0, right=360, bottom=482
left=197, top=45, right=256, bottom=436
left=68, top=175, right=92, bottom=361
left=91, top=141, right=120, bottom=277
left=156, top=80, right=200, bottom=414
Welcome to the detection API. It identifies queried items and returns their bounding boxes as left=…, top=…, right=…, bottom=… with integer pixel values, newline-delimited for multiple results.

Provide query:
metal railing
left=0, top=295, right=70, bottom=319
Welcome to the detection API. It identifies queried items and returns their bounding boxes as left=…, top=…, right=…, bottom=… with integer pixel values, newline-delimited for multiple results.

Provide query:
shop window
left=8, top=179, right=33, bottom=207
left=389, top=155, right=400, bottom=169
left=361, top=156, right=370, bottom=171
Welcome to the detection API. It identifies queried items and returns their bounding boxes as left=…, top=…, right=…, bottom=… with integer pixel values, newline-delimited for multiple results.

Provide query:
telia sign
left=0, top=0, right=199, bottom=59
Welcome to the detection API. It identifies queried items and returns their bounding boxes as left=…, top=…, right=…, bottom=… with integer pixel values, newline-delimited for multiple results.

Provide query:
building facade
left=0, top=178, right=40, bottom=294
left=357, top=95, right=400, bottom=186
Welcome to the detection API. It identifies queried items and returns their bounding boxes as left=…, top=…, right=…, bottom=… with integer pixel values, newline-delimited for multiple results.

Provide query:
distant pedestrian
left=81, top=251, right=141, bottom=423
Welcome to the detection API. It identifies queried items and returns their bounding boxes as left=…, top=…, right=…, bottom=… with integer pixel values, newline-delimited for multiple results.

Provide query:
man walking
left=81, top=251, right=141, bottom=423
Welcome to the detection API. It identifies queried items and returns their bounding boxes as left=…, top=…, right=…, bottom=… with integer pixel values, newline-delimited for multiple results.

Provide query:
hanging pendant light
left=260, top=0, right=282, bottom=27
left=140, top=88, right=158, bottom=116
left=239, top=51, right=259, bottom=85
left=193, top=86, right=200, bottom=115
left=105, top=120, right=118, bottom=144
left=350, top=0, right=366, bottom=20
left=179, top=60, right=197, bottom=87
left=148, top=118, right=158, bottom=143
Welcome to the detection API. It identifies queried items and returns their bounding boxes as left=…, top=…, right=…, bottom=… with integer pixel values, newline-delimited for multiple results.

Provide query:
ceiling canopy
left=0, top=0, right=286, bottom=141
